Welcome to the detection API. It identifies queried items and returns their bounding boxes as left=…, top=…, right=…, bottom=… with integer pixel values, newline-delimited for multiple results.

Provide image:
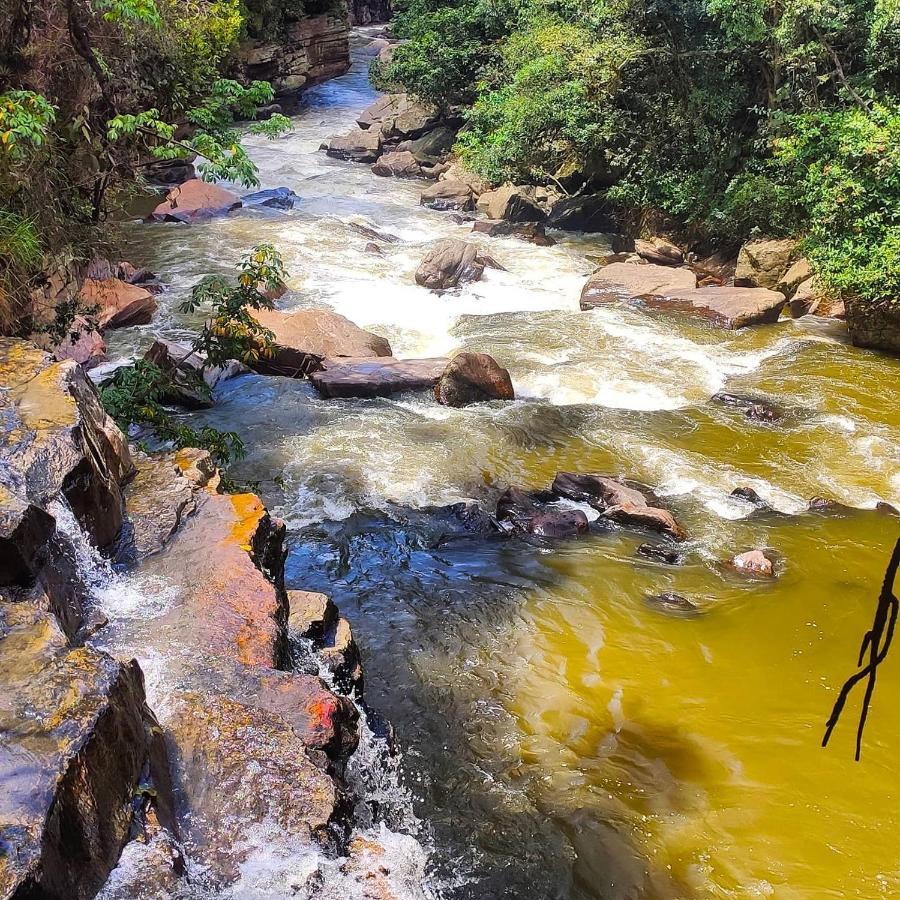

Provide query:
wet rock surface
left=434, top=352, right=515, bottom=407
left=638, top=285, right=787, bottom=329
left=0, top=599, right=151, bottom=900
left=149, top=179, right=242, bottom=224
left=580, top=263, right=698, bottom=310
left=310, top=357, right=449, bottom=399
left=496, top=487, right=590, bottom=539
left=415, top=239, right=497, bottom=290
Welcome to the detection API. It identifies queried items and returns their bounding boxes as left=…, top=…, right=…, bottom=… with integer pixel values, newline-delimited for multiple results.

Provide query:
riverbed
left=109, top=27, right=900, bottom=899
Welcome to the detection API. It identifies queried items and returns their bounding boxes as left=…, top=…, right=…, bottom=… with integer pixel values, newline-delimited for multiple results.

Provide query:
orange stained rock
left=229, top=493, right=267, bottom=551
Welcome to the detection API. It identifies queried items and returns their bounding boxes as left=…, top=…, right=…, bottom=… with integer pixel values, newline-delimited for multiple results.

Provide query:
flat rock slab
left=310, top=357, right=449, bottom=399
left=580, top=263, right=697, bottom=310
left=641, top=285, right=787, bottom=328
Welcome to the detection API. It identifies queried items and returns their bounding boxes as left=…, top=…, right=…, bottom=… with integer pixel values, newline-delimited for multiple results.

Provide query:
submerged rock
left=248, top=307, right=393, bottom=376
left=434, top=353, right=515, bottom=407
left=149, top=179, right=241, bottom=223
left=310, top=357, right=449, bottom=399
left=727, top=549, right=776, bottom=578
left=636, top=543, right=682, bottom=565
left=712, top=392, right=782, bottom=423
left=241, top=186, right=299, bottom=209
left=551, top=472, right=686, bottom=541
left=496, top=487, right=590, bottom=539
left=645, top=592, right=701, bottom=617
left=471, top=219, right=555, bottom=246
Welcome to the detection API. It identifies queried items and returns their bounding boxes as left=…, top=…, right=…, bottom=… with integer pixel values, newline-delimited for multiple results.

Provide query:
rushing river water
left=106, top=27, right=900, bottom=900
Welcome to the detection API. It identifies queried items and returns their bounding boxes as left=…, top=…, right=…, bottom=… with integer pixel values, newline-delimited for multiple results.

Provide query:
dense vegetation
left=379, top=0, right=900, bottom=308
left=0, top=0, right=295, bottom=331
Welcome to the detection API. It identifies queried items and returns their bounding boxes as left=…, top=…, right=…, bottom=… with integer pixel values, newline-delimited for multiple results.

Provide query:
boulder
left=547, top=194, right=615, bottom=232
left=634, top=239, right=684, bottom=267
left=79, top=277, right=158, bottom=330
left=371, top=150, right=423, bottom=178
left=471, top=219, right=555, bottom=246
left=434, top=352, right=515, bottom=406
left=637, top=285, right=788, bottom=329
left=495, top=487, right=590, bottom=539
left=241, top=186, right=298, bottom=210
left=33, top=314, right=107, bottom=369
left=159, top=691, right=340, bottom=887
left=476, top=184, right=546, bottom=223
left=0, top=600, right=151, bottom=900
left=309, top=357, right=449, bottom=399
left=357, top=93, right=440, bottom=140
left=734, top=238, right=797, bottom=290
left=248, top=308, right=392, bottom=376
left=415, top=239, right=494, bottom=290
left=551, top=472, right=686, bottom=541
left=0, top=488, right=55, bottom=585
left=420, top=179, right=475, bottom=212
left=728, top=549, right=776, bottom=578
left=580, top=263, right=698, bottom=310
left=846, top=299, right=899, bottom=354
left=288, top=589, right=339, bottom=643
left=0, top=339, right=133, bottom=548
left=439, top=162, right=488, bottom=196
left=150, top=179, right=241, bottom=224
left=143, top=338, right=246, bottom=409
left=401, top=125, right=457, bottom=165
left=325, top=126, right=382, bottom=162
left=778, top=258, right=814, bottom=296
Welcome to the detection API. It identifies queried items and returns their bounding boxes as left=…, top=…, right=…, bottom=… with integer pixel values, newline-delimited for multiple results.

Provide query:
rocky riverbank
left=0, top=338, right=423, bottom=899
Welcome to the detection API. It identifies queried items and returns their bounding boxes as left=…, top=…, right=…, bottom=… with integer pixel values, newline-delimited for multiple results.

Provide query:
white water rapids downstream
left=88, top=25, right=900, bottom=900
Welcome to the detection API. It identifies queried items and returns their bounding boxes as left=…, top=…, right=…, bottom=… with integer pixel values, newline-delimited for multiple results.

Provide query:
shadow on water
left=282, top=504, right=694, bottom=899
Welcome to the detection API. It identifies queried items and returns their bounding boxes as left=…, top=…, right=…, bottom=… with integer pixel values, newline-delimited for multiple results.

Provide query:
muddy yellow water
left=107, top=28, right=900, bottom=899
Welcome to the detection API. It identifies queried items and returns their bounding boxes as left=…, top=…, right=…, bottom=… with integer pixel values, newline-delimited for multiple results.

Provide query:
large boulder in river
left=400, top=125, right=457, bottom=165
left=580, top=262, right=697, bottom=310
left=0, top=339, right=133, bottom=548
left=476, top=184, right=546, bottom=223
left=150, top=179, right=241, bottom=223
left=357, top=93, right=440, bottom=140
left=846, top=300, right=900, bottom=355
left=371, top=150, right=423, bottom=178
left=310, top=356, right=449, bottom=399
left=420, top=179, right=475, bottom=211
left=547, top=194, right=616, bottom=232
left=734, top=238, right=797, bottom=290
left=248, top=307, right=392, bottom=376
left=0, top=599, right=151, bottom=900
left=551, top=472, right=686, bottom=541
left=638, top=285, right=787, bottom=329
left=435, top=353, right=515, bottom=406
left=325, top=126, right=383, bottom=162
left=415, top=239, right=498, bottom=290
left=79, top=277, right=158, bottom=330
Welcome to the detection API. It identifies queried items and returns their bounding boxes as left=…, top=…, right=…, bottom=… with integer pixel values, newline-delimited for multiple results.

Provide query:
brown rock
left=496, top=487, right=589, bottom=539
left=0, top=600, right=150, bottom=900
left=638, top=285, right=787, bottom=329
left=580, top=263, right=698, bottom=310
left=31, top=314, right=107, bottom=369
left=728, top=549, right=776, bottom=577
left=439, top=162, right=488, bottom=196
left=150, top=179, right=241, bottom=224
left=365, top=242, right=384, bottom=255
left=371, top=150, right=423, bottom=178
left=288, top=589, right=338, bottom=642
left=778, top=258, right=814, bottom=296
left=420, top=179, right=475, bottom=211
left=0, top=339, right=132, bottom=549
left=435, top=353, right=515, bottom=406
left=160, top=691, right=340, bottom=887
left=80, top=278, right=158, bottom=330
left=326, top=126, right=383, bottom=162
left=846, top=299, right=900, bottom=354
left=605, top=502, right=687, bottom=542
left=634, top=239, right=684, bottom=267
left=734, top=238, right=797, bottom=290
left=471, top=219, right=555, bottom=246
left=248, top=307, right=392, bottom=376
left=310, top=357, right=449, bottom=399
left=476, top=184, right=546, bottom=223
left=415, top=239, right=491, bottom=290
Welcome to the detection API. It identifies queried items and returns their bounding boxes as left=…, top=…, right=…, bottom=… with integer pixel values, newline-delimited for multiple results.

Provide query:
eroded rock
left=634, top=239, right=684, bottom=267
left=434, top=353, right=515, bottom=407
left=496, top=487, right=590, bottom=539
left=728, top=549, right=776, bottom=577
left=637, top=285, right=787, bottom=329
left=326, top=126, right=383, bottom=162
left=371, top=150, right=423, bottom=178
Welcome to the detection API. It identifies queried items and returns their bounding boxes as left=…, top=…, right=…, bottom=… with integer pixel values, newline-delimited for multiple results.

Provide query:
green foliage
left=181, top=243, right=285, bottom=367
left=100, top=360, right=245, bottom=466
left=93, top=0, right=163, bottom=26
left=0, top=92, right=57, bottom=159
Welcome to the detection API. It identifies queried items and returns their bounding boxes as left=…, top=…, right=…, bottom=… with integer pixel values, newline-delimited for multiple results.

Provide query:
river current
left=106, top=27, right=900, bottom=900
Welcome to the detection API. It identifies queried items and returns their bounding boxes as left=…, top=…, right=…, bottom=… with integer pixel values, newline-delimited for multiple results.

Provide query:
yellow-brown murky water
left=107, top=29, right=900, bottom=899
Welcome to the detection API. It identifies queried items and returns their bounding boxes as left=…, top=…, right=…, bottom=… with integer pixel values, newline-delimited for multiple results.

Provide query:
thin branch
left=823, top=538, right=900, bottom=760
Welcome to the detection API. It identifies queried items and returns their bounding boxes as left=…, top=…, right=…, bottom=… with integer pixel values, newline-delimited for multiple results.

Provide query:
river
left=107, top=27, right=900, bottom=900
